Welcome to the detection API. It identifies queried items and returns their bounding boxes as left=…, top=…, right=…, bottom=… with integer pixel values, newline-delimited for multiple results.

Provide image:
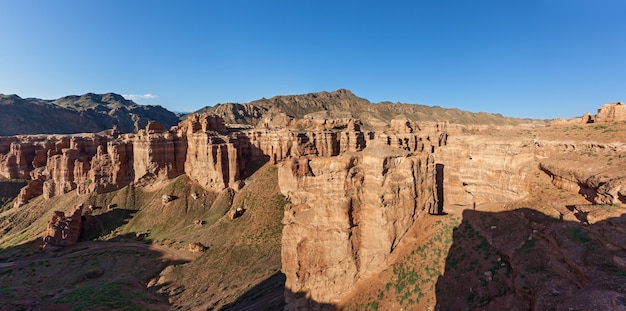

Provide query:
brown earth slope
left=0, top=162, right=286, bottom=310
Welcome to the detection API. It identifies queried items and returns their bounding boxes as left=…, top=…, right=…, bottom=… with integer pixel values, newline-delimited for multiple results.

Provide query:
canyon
left=0, top=91, right=625, bottom=310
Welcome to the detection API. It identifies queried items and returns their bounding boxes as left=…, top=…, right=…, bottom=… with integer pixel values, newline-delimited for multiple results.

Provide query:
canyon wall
left=436, top=135, right=536, bottom=205
left=277, top=123, right=445, bottom=309
left=0, top=115, right=374, bottom=206
left=0, top=114, right=448, bottom=309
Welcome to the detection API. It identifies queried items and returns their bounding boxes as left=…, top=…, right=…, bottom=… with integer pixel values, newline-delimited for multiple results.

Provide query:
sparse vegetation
left=53, top=282, right=157, bottom=310
left=345, top=216, right=460, bottom=310
left=566, top=227, right=591, bottom=243
left=521, top=238, right=535, bottom=254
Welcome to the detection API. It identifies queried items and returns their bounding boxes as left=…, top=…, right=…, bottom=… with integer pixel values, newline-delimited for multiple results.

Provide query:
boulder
left=162, top=194, right=175, bottom=204
left=188, top=242, right=207, bottom=253
left=230, top=207, right=245, bottom=219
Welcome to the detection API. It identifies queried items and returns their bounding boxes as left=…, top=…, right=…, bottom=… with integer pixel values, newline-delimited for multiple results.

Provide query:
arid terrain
left=0, top=90, right=625, bottom=310
left=0, top=93, right=180, bottom=136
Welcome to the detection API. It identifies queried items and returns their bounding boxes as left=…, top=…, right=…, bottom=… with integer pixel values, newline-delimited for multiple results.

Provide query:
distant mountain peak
left=0, top=93, right=179, bottom=135
left=305, top=88, right=357, bottom=99
left=330, top=88, right=354, bottom=96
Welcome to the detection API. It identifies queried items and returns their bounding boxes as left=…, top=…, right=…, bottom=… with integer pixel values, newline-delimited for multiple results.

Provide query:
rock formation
left=42, top=207, right=83, bottom=249
left=278, top=131, right=443, bottom=308
left=436, top=135, right=536, bottom=205
left=549, top=101, right=626, bottom=125
left=2, top=92, right=625, bottom=310
left=595, top=102, right=626, bottom=123
left=537, top=141, right=626, bottom=205
left=0, top=114, right=375, bottom=206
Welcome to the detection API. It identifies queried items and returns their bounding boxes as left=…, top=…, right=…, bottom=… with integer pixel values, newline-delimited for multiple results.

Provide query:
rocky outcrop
left=549, top=102, right=626, bottom=125
left=130, top=129, right=183, bottom=184
left=539, top=160, right=626, bottom=205
left=595, top=102, right=626, bottom=123
left=42, top=207, right=83, bottom=248
left=533, top=140, right=626, bottom=204
left=1, top=114, right=374, bottom=206
left=177, top=114, right=239, bottom=190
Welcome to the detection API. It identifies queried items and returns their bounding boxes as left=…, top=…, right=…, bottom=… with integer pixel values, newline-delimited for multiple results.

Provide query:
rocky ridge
left=0, top=93, right=180, bottom=135
left=197, top=89, right=544, bottom=128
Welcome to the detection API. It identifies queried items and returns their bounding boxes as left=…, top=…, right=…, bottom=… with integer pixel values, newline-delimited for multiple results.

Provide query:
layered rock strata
left=0, top=114, right=376, bottom=206
left=595, top=102, right=626, bottom=123
left=436, top=135, right=536, bottom=205
left=536, top=141, right=626, bottom=204
left=278, top=131, right=444, bottom=308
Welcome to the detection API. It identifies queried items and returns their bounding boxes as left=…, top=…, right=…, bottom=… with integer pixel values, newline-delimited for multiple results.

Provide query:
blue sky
left=0, top=0, right=624, bottom=119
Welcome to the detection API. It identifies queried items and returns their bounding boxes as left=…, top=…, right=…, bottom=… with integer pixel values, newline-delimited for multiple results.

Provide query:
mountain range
left=0, top=93, right=179, bottom=136
left=197, top=89, right=544, bottom=128
left=0, top=89, right=545, bottom=136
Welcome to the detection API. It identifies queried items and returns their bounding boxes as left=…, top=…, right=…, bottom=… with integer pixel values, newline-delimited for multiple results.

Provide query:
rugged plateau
left=0, top=90, right=625, bottom=310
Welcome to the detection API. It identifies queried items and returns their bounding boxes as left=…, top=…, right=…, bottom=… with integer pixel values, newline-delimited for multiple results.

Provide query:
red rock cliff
left=278, top=125, right=445, bottom=308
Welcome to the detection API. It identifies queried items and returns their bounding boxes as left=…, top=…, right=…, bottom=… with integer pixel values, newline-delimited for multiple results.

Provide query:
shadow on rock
left=82, top=208, right=138, bottom=240
left=0, top=236, right=185, bottom=310
left=220, top=271, right=338, bottom=311
left=435, top=208, right=626, bottom=310
left=221, top=271, right=286, bottom=311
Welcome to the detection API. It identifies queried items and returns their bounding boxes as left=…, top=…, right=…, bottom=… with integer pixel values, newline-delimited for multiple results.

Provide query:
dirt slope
left=0, top=162, right=286, bottom=310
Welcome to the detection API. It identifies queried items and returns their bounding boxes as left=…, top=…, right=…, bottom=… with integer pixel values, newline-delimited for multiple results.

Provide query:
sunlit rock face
left=278, top=134, right=443, bottom=308
left=436, top=135, right=536, bottom=205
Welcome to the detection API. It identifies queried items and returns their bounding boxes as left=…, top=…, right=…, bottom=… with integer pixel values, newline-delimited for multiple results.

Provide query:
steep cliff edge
left=437, top=135, right=536, bottom=205
left=278, top=137, right=442, bottom=308
left=336, top=122, right=626, bottom=310
left=537, top=140, right=626, bottom=205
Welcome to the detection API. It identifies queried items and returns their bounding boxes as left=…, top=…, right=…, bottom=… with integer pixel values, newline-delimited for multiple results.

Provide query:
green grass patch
left=0, top=286, right=14, bottom=297
left=521, top=238, right=535, bottom=254
left=566, top=227, right=591, bottom=243
left=53, top=282, right=157, bottom=310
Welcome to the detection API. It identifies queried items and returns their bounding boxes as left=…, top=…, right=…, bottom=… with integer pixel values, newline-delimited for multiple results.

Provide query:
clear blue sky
left=1, top=0, right=624, bottom=119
